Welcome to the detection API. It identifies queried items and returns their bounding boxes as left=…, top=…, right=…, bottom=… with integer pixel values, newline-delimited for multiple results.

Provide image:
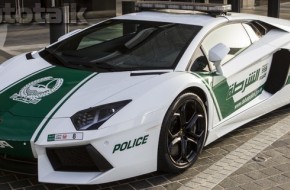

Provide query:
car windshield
left=39, top=19, right=201, bottom=72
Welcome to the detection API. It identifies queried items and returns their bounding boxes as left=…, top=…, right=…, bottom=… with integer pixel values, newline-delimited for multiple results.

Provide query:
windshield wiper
left=68, top=60, right=119, bottom=72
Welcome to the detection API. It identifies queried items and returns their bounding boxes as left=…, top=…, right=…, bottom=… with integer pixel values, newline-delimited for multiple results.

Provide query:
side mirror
left=58, top=29, right=82, bottom=42
left=209, top=43, right=230, bottom=75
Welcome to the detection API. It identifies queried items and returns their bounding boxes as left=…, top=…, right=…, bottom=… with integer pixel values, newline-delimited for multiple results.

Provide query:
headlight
left=71, top=100, right=131, bottom=130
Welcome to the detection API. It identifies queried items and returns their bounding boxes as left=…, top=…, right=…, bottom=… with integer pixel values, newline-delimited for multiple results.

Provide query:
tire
left=158, top=92, right=208, bottom=173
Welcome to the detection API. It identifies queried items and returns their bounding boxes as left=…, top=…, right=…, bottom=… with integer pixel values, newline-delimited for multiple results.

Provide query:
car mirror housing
left=209, top=43, right=230, bottom=75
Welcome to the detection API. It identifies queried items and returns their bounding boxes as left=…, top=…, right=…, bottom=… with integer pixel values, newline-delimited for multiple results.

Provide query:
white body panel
left=33, top=72, right=215, bottom=184
left=1, top=10, right=290, bottom=185
left=0, top=55, right=51, bottom=92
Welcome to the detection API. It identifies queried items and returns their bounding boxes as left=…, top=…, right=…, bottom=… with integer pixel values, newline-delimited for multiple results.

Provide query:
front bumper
left=35, top=115, right=163, bottom=184
left=0, top=112, right=42, bottom=159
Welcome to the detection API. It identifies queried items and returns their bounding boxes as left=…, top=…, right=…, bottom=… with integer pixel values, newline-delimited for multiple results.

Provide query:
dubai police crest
left=10, top=76, right=63, bottom=104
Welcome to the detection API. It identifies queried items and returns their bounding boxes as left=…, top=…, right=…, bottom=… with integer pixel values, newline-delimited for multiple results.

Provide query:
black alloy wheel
left=158, top=93, right=207, bottom=173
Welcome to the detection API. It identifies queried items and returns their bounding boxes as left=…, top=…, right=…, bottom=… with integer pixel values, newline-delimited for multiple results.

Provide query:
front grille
left=46, top=145, right=113, bottom=172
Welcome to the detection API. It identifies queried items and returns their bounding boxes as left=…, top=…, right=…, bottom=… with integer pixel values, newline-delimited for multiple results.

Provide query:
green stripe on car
left=0, top=66, right=54, bottom=94
left=193, top=72, right=264, bottom=120
left=32, top=72, right=97, bottom=143
left=0, top=66, right=95, bottom=158
left=191, top=72, right=223, bottom=121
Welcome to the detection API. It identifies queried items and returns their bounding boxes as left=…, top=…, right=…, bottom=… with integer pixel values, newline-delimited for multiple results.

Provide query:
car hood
left=0, top=55, right=159, bottom=118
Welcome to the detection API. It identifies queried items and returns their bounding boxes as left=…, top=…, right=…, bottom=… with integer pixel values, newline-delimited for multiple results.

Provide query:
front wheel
left=158, top=93, right=208, bottom=173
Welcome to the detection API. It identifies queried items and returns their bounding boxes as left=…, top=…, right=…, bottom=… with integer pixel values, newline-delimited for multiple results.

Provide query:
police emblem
left=10, top=76, right=63, bottom=104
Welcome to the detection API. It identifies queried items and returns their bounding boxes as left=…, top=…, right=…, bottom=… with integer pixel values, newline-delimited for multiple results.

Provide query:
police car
left=1, top=1, right=290, bottom=184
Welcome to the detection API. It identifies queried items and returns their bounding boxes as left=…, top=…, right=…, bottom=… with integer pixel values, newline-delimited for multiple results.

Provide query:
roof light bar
left=136, top=1, right=232, bottom=15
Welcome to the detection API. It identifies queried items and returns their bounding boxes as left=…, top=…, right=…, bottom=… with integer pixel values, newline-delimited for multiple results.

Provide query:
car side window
left=201, top=23, right=252, bottom=66
left=190, top=47, right=210, bottom=72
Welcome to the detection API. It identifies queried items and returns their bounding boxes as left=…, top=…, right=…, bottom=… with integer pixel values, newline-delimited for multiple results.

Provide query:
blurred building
left=0, top=0, right=276, bottom=13
left=0, top=0, right=288, bottom=21
left=0, top=0, right=116, bottom=19
left=0, top=0, right=116, bottom=11
left=0, top=0, right=116, bottom=21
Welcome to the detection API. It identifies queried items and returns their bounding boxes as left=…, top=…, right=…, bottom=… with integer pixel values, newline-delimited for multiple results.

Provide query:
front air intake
left=46, top=145, right=113, bottom=172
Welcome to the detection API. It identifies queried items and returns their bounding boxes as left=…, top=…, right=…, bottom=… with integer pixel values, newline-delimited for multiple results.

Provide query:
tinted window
left=40, top=20, right=201, bottom=72
left=77, top=23, right=124, bottom=50
left=190, top=47, right=210, bottom=72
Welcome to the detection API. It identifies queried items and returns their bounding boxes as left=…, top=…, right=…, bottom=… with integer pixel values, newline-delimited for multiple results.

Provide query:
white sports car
left=1, top=1, right=290, bottom=184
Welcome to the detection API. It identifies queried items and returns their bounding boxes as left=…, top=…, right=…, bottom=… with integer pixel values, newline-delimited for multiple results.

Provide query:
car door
left=190, top=22, right=272, bottom=124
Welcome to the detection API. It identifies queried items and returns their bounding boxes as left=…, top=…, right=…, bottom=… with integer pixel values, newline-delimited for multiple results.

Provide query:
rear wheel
left=158, top=93, right=208, bottom=172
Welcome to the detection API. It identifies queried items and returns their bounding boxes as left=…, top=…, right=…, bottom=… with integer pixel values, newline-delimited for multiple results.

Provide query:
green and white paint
left=0, top=66, right=95, bottom=158
left=10, top=76, right=64, bottom=105
left=195, top=63, right=268, bottom=120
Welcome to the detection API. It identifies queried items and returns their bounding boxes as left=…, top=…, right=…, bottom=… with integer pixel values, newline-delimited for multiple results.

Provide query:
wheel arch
left=157, top=89, right=209, bottom=172
left=182, top=86, right=210, bottom=139
left=182, top=87, right=208, bottom=108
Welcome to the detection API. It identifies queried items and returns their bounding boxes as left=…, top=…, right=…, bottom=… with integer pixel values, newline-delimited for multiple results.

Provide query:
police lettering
left=113, top=135, right=149, bottom=153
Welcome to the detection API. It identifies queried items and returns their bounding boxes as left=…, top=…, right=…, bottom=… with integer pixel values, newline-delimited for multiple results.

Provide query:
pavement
left=1, top=3, right=290, bottom=190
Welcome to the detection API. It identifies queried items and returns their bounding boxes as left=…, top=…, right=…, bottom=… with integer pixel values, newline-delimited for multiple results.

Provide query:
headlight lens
left=71, top=100, right=131, bottom=130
